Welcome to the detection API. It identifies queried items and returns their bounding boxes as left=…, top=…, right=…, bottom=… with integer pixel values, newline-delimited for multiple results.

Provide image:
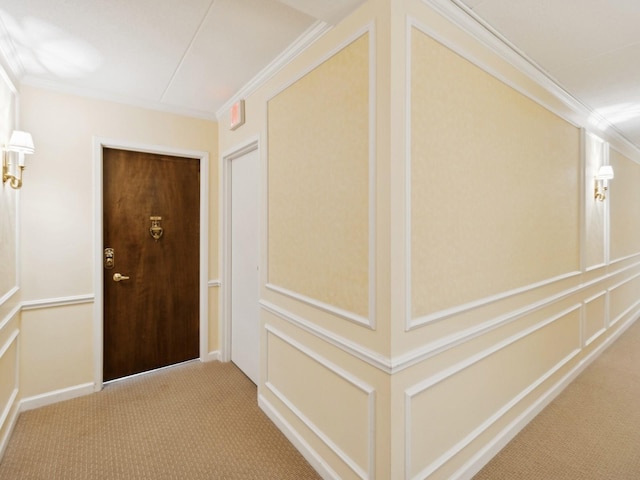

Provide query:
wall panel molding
left=608, top=271, right=640, bottom=327
left=266, top=283, right=372, bottom=328
left=0, top=388, right=18, bottom=460
left=266, top=23, right=377, bottom=329
left=405, top=304, right=581, bottom=479
left=582, top=290, right=607, bottom=347
left=0, top=286, right=18, bottom=310
left=259, top=394, right=341, bottom=480
left=216, top=20, right=332, bottom=118
left=407, top=270, right=580, bottom=330
left=0, top=329, right=19, bottom=460
left=261, top=300, right=392, bottom=373
left=264, top=257, right=640, bottom=375
left=265, top=325, right=376, bottom=479
left=0, top=304, right=20, bottom=333
left=456, top=312, right=640, bottom=479
left=610, top=251, right=640, bottom=266
left=21, top=294, right=94, bottom=311
left=419, top=0, right=640, bottom=161
left=405, top=15, right=582, bottom=329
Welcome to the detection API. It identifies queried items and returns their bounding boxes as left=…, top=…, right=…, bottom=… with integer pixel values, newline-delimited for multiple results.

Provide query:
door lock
left=113, top=273, right=130, bottom=282
left=104, top=248, right=115, bottom=269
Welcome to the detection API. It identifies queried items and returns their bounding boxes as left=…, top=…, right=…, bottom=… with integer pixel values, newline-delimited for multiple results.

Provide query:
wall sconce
left=594, top=165, right=614, bottom=201
left=2, top=130, right=35, bottom=189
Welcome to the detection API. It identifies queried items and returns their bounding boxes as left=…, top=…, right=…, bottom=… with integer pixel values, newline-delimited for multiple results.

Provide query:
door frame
left=92, top=137, right=210, bottom=390
left=220, top=136, right=261, bottom=363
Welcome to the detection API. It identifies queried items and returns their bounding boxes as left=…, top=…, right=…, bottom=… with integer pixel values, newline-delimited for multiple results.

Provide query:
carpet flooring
left=4, top=320, right=639, bottom=479
left=473, top=319, right=640, bottom=479
left=0, top=361, right=320, bottom=479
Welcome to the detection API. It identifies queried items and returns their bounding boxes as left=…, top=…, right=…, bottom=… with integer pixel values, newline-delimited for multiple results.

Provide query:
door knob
left=113, top=273, right=130, bottom=282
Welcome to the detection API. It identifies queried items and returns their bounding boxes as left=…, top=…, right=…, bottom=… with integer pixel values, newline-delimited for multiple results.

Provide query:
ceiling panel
left=276, top=0, right=365, bottom=24
left=0, top=0, right=639, bottom=143
left=459, top=0, right=640, bottom=148
left=0, top=0, right=212, bottom=101
left=461, top=0, right=640, bottom=72
left=162, top=0, right=315, bottom=113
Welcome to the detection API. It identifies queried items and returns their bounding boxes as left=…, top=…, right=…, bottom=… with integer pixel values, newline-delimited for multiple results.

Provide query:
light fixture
left=594, top=164, right=614, bottom=201
left=2, top=130, right=35, bottom=190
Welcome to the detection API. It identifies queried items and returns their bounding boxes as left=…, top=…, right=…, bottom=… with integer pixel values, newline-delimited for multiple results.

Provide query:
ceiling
left=0, top=0, right=365, bottom=119
left=0, top=0, right=639, bottom=150
left=458, top=0, right=640, bottom=149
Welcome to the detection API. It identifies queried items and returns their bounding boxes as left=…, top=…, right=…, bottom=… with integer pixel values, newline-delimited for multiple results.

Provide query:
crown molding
left=422, top=0, right=640, bottom=160
left=20, top=76, right=218, bottom=121
left=215, top=20, right=331, bottom=119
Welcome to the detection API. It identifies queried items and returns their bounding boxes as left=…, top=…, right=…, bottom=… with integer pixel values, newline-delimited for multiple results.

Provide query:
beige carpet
left=474, top=319, right=640, bottom=479
left=0, top=361, right=320, bottom=479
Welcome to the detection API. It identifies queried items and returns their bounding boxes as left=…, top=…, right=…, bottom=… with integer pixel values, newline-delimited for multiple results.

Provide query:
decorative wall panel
left=409, top=27, right=580, bottom=320
left=266, top=328, right=374, bottom=479
left=610, top=149, right=640, bottom=262
left=406, top=306, right=580, bottom=478
left=268, top=33, right=371, bottom=320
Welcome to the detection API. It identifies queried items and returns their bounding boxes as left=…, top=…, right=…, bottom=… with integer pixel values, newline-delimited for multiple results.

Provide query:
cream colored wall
left=0, top=78, right=17, bottom=299
left=391, top=0, right=640, bottom=478
left=0, top=67, right=20, bottom=457
left=610, top=148, right=640, bottom=262
left=583, top=132, right=607, bottom=269
left=222, top=0, right=640, bottom=479
left=17, top=85, right=219, bottom=398
left=268, top=33, right=370, bottom=320
left=218, top=1, right=393, bottom=478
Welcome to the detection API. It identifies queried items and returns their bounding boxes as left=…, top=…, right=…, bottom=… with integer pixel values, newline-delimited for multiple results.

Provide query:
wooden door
left=103, top=148, right=200, bottom=382
left=230, top=148, right=260, bottom=384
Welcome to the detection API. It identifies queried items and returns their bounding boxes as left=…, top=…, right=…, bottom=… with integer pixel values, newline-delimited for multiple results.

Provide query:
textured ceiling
left=458, top=0, right=640, bottom=148
left=0, top=0, right=365, bottom=119
left=0, top=0, right=639, bottom=150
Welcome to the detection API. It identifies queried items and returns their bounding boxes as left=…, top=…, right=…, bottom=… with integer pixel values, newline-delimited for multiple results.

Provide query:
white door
left=231, top=148, right=260, bottom=384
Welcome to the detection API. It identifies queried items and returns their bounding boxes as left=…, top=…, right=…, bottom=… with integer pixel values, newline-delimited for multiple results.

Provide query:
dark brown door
left=103, top=148, right=200, bottom=381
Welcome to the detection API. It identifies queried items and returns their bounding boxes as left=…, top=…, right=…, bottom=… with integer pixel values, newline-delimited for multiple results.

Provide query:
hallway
left=0, top=361, right=320, bottom=479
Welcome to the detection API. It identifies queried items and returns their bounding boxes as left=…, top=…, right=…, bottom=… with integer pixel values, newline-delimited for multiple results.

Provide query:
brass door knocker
left=149, top=216, right=163, bottom=241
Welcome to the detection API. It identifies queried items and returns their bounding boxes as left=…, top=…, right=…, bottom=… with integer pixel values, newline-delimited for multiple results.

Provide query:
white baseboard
left=202, top=350, right=221, bottom=362
left=259, top=394, right=340, bottom=480
left=20, top=382, right=95, bottom=412
left=455, top=313, right=640, bottom=479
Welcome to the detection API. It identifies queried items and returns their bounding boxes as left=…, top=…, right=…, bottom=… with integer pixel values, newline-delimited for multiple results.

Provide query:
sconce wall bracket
left=594, top=164, right=614, bottom=202
left=2, top=151, right=24, bottom=190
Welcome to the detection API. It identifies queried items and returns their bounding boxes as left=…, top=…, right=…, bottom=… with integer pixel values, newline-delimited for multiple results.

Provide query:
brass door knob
left=113, top=273, right=130, bottom=282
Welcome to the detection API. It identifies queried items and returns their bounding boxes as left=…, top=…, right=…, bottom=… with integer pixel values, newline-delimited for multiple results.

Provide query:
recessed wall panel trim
left=0, top=329, right=19, bottom=458
left=405, top=17, right=581, bottom=328
left=407, top=270, right=580, bottom=330
left=0, top=304, right=19, bottom=333
left=265, top=325, right=376, bottom=479
left=454, top=311, right=640, bottom=479
left=0, top=287, right=18, bottom=311
left=258, top=394, right=342, bottom=480
left=21, top=294, right=94, bottom=311
left=263, top=258, right=639, bottom=375
left=404, top=304, right=581, bottom=479
left=266, top=24, right=376, bottom=328
left=266, top=283, right=372, bottom=328
left=582, top=290, right=607, bottom=347
left=261, top=300, right=390, bottom=372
